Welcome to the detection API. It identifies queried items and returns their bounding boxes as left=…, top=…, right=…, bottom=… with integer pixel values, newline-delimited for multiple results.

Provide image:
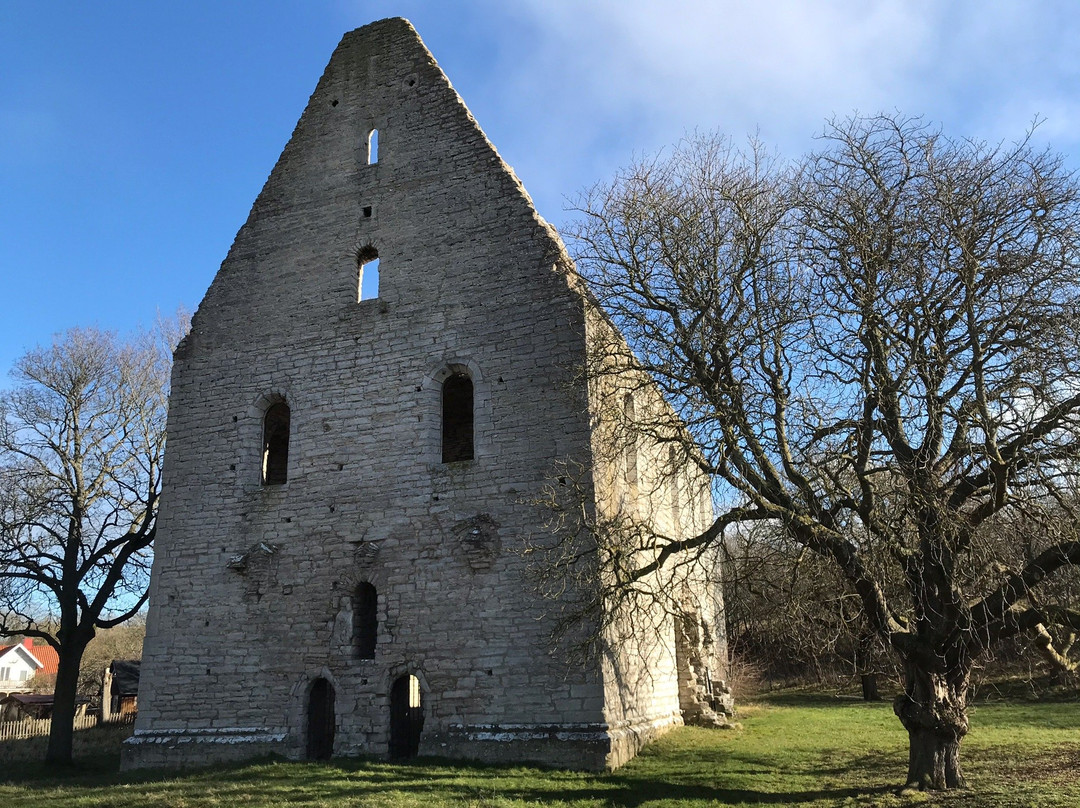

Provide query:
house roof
left=109, top=660, right=141, bottom=696
left=0, top=693, right=91, bottom=707
left=30, top=644, right=59, bottom=676
left=0, top=641, right=42, bottom=671
left=2, top=693, right=55, bottom=706
left=0, top=643, right=23, bottom=659
left=0, top=640, right=59, bottom=676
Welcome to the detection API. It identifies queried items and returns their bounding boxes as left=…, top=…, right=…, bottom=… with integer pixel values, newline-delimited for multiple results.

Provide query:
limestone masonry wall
left=123, top=18, right=726, bottom=772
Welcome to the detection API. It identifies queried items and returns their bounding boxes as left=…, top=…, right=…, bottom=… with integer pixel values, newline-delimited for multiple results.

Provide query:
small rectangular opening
left=363, top=206, right=372, bottom=218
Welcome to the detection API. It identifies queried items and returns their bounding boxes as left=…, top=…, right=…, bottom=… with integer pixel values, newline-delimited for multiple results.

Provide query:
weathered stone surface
left=123, top=17, right=727, bottom=773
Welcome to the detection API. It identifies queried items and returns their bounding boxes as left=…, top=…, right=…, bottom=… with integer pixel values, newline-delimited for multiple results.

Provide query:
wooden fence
left=0, top=712, right=133, bottom=742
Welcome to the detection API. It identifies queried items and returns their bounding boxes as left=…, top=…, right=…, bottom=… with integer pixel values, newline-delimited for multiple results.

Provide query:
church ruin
left=123, top=18, right=727, bottom=771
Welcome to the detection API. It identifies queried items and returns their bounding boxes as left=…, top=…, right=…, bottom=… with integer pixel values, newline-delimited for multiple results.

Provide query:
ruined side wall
left=582, top=304, right=724, bottom=767
left=126, top=19, right=609, bottom=771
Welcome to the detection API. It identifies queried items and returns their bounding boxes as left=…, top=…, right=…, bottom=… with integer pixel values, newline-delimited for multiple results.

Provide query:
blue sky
left=3, top=1, right=1080, bottom=376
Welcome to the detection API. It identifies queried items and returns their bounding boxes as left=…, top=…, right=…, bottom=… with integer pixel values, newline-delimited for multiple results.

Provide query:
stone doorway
left=389, top=674, right=423, bottom=758
left=306, top=677, right=336, bottom=760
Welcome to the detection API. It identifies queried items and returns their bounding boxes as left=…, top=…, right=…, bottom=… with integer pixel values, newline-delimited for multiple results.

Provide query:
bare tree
left=566, top=116, right=1080, bottom=790
left=24, top=618, right=146, bottom=698
left=0, top=315, right=185, bottom=764
left=722, top=522, right=896, bottom=698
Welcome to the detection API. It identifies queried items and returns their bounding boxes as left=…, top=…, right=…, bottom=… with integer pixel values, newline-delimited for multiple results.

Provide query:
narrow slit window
left=623, top=395, right=638, bottom=492
left=355, top=245, right=379, bottom=301
left=668, top=446, right=682, bottom=534
left=262, top=401, right=290, bottom=485
left=353, top=582, right=378, bottom=659
left=368, top=129, right=379, bottom=164
left=442, top=373, right=474, bottom=463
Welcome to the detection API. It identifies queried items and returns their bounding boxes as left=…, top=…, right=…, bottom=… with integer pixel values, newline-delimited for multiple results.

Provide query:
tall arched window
left=262, top=401, right=290, bottom=485
left=367, top=129, right=379, bottom=164
left=442, top=373, right=474, bottom=463
left=355, top=244, right=379, bottom=301
left=353, top=582, right=377, bottom=659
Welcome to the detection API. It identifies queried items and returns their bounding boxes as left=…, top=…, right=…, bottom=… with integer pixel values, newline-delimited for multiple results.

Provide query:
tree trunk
left=855, top=633, right=881, bottom=701
left=893, top=661, right=970, bottom=790
left=45, top=637, right=89, bottom=765
left=860, top=673, right=881, bottom=701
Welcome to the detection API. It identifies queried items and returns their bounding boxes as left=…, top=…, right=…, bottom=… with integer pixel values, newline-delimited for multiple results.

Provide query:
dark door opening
left=389, top=674, right=423, bottom=758
left=306, top=677, right=335, bottom=760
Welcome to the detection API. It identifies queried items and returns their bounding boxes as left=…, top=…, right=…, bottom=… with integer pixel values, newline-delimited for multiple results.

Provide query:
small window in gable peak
left=355, top=244, right=380, bottom=301
left=368, top=129, right=379, bottom=164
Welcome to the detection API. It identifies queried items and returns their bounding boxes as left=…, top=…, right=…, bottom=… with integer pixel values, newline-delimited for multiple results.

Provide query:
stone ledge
left=427, top=713, right=682, bottom=771
left=120, top=727, right=288, bottom=771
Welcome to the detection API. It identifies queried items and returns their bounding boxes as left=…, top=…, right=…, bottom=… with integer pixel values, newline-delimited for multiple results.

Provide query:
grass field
left=1, top=693, right=1078, bottom=807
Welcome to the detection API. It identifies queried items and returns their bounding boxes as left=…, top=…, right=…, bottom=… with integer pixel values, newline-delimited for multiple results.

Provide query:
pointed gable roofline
left=0, top=638, right=45, bottom=672
left=186, top=16, right=576, bottom=351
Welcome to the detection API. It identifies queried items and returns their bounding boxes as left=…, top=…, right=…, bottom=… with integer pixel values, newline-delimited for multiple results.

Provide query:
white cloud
left=497, top=0, right=938, bottom=138
left=331, top=1, right=1080, bottom=226
left=455, top=0, right=1080, bottom=224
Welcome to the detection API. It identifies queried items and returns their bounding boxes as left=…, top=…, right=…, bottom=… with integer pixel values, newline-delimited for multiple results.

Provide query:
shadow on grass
left=972, top=675, right=1080, bottom=704
left=1, top=753, right=902, bottom=807
left=757, top=691, right=894, bottom=709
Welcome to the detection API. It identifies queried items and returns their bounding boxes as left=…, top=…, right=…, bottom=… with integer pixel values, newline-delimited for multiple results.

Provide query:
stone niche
left=452, top=513, right=501, bottom=571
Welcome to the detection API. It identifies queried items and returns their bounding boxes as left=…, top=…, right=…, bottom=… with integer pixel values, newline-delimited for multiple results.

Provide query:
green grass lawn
left=2, top=694, right=1078, bottom=807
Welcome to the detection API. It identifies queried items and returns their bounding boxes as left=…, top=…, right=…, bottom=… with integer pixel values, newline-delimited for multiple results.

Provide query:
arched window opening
left=442, top=373, right=474, bottom=463
left=353, top=582, right=378, bottom=659
left=367, top=128, right=379, bottom=164
left=355, top=244, right=379, bottom=301
left=623, top=395, right=638, bottom=492
left=262, top=401, right=290, bottom=485
left=389, top=673, right=423, bottom=758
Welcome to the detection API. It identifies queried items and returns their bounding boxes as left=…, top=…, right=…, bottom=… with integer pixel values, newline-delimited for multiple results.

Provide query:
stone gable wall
left=124, top=18, right=726, bottom=773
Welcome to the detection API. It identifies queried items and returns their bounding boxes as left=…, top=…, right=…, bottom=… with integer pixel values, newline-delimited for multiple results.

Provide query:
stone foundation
left=603, top=712, right=684, bottom=769
left=427, top=712, right=682, bottom=771
left=120, top=727, right=287, bottom=770
left=120, top=714, right=685, bottom=772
